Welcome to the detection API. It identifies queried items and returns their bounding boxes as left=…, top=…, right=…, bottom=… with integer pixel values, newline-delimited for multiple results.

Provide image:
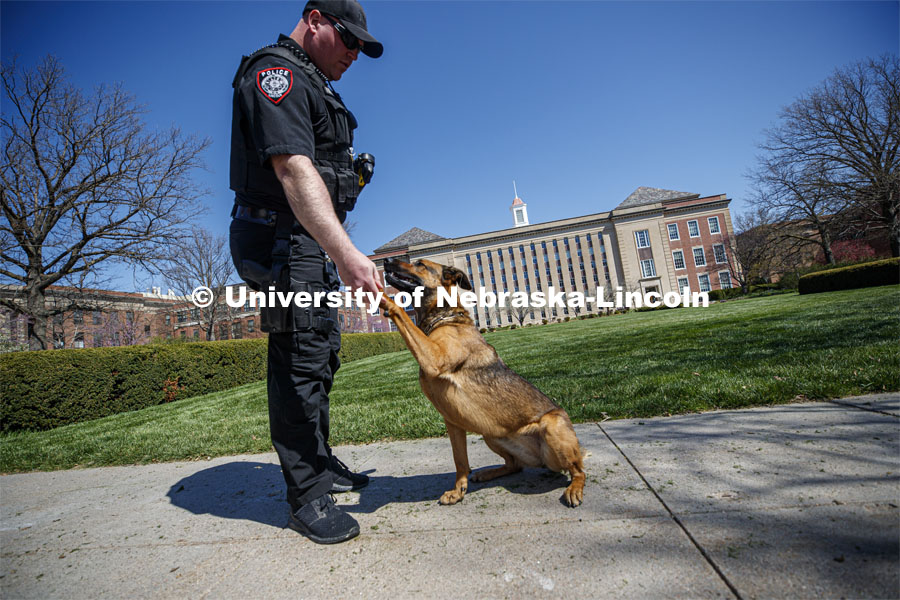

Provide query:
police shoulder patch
left=256, top=67, right=293, bottom=104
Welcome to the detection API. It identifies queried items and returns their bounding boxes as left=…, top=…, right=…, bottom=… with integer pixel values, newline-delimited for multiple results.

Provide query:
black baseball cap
left=304, top=0, right=383, bottom=58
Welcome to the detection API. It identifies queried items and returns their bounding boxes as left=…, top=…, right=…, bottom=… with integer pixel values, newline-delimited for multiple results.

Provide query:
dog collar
left=419, top=312, right=470, bottom=336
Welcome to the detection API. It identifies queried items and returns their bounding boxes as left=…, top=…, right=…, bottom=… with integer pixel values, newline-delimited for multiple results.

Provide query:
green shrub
left=749, top=283, right=779, bottom=293
left=337, top=331, right=406, bottom=362
left=1, top=331, right=405, bottom=432
left=707, top=287, right=744, bottom=301
left=798, top=257, right=899, bottom=295
left=0, top=339, right=267, bottom=433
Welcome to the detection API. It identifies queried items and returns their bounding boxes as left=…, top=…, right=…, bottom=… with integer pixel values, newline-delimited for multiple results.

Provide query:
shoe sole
left=331, top=480, right=369, bottom=493
left=288, top=518, right=360, bottom=545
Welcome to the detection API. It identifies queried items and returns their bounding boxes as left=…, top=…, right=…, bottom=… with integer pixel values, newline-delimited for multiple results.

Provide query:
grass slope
left=2, top=286, right=897, bottom=472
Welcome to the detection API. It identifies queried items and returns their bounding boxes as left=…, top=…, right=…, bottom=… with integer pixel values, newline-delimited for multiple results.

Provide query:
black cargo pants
left=229, top=212, right=341, bottom=511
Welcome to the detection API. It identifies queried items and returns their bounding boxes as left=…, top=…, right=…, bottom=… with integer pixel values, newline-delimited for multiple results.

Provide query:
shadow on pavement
left=166, top=461, right=572, bottom=525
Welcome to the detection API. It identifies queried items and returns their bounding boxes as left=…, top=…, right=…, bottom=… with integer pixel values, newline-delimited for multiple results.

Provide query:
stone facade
left=369, top=187, right=735, bottom=328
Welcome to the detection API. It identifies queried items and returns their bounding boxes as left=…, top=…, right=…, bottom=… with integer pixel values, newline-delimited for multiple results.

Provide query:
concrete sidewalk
left=2, top=394, right=898, bottom=599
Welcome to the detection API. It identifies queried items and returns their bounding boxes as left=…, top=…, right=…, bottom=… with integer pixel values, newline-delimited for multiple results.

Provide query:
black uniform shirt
left=231, top=35, right=331, bottom=212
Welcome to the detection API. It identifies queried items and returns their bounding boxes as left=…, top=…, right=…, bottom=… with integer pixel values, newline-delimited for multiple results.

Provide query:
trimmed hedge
left=338, top=331, right=406, bottom=363
left=1, top=331, right=405, bottom=432
left=798, top=257, right=899, bottom=295
left=707, top=287, right=744, bottom=302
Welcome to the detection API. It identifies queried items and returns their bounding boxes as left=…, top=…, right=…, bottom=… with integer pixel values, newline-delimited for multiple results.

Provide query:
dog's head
left=383, top=258, right=472, bottom=303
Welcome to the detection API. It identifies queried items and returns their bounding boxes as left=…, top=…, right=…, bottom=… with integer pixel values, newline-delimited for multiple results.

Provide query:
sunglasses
left=324, top=14, right=363, bottom=52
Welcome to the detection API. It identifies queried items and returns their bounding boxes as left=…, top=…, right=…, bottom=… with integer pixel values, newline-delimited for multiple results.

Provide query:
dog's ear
left=443, top=266, right=473, bottom=291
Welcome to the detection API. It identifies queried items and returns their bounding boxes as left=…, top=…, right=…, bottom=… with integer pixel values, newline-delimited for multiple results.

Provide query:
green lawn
left=1, top=286, right=897, bottom=473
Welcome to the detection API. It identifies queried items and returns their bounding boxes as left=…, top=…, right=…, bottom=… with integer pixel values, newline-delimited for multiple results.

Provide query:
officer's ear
left=303, top=9, right=323, bottom=30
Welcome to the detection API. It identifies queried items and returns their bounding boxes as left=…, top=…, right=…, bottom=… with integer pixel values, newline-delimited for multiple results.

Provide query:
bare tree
left=91, top=310, right=151, bottom=347
left=601, top=283, right=617, bottom=314
left=751, top=54, right=899, bottom=257
left=160, top=227, right=235, bottom=341
left=749, top=155, right=843, bottom=264
left=508, top=303, right=530, bottom=326
left=486, top=304, right=507, bottom=328
left=0, top=56, right=209, bottom=349
left=723, top=209, right=777, bottom=293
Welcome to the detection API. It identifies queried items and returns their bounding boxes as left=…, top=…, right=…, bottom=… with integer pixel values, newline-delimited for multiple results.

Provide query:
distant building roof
left=373, top=227, right=446, bottom=253
left=615, top=187, right=697, bottom=210
left=511, top=197, right=524, bottom=207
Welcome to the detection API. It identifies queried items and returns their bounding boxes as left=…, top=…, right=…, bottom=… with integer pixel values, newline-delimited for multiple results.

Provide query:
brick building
left=368, top=187, right=736, bottom=329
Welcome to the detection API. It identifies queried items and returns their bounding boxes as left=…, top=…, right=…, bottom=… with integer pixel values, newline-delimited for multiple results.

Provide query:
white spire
left=509, top=181, right=529, bottom=227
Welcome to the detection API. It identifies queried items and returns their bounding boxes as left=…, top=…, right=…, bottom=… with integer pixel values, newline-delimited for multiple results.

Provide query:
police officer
left=229, top=0, right=383, bottom=544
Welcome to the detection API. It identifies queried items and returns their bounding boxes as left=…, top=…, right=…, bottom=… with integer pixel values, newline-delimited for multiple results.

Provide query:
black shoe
left=330, top=455, right=369, bottom=492
left=288, top=494, right=359, bottom=545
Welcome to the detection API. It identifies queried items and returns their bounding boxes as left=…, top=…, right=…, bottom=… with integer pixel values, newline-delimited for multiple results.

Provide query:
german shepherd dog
left=380, top=258, right=586, bottom=507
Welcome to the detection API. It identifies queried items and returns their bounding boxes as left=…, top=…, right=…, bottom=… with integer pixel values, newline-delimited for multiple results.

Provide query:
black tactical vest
left=230, top=41, right=360, bottom=221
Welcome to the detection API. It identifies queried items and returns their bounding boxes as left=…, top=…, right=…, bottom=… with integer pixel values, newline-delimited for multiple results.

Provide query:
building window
left=220, top=323, right=229, bottom=340
left=713, top=243, right=727, bottom=264
left=93, top=334, right=104, bottom=347
left=126, top=311, right=134, bottom=325
left=73, top=310, right=83, bottom=325
left=640, top=259, right=656, bottom=278
left=688, top=220, right=700, bottom=238
left=74, top=333, right=84, bottom=349
left=165, top=314, right=171, bottom=325
left=193, top=329, right=200, bottom=339
left=693, top=247, right=707, bottom=267
left=672, top=250, right=685, bottom=270
left=698, top=273, right=711, bottom=292
left=667, top=223, right=679, bottom=240
left=515, top=208, right=525, bottom=224
left=247, top=318, right=255, bottom=333
left=635, top=230, right=650, bottom=249
left=232, top=321, right=242, bottom=339
left=180, top=330, right=186, bottom=339
left=144, top=325, right=151, bottom=335
left=708, top=216, right=721, bottom=234
left=719, top=271, right=732, bottom=289
left=53, top=332, right=65, bottom=349
left=93, top=311, right=102, bottom=325
left=677, top=277, right=690, bottom=292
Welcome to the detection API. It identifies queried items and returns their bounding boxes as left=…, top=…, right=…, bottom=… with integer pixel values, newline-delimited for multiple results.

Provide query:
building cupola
left=510, top=181, right=529, bottom=227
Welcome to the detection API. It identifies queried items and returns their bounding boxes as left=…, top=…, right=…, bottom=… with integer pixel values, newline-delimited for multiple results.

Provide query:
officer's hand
left=335, top=249, right=383, bottom=297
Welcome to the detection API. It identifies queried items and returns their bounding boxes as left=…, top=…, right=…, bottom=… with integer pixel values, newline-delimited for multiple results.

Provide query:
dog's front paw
left=563, top=484, right=583, bottom=507
left=439, top=488, right=465, bottom=505
left=379, top=296, right=401, bottom=318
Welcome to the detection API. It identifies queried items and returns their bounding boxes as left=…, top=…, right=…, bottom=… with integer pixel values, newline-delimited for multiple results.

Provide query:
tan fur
left=381, top=258, right=586, bottom=507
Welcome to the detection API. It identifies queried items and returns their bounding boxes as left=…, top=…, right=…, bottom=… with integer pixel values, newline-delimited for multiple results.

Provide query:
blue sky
left=2, top=0, right=898, bottom=292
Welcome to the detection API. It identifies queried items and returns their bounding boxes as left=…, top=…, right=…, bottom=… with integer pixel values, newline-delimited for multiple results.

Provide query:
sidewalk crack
left=598, top=423, right=743, bottom=600
left=825, top=398, right=899, bottom=418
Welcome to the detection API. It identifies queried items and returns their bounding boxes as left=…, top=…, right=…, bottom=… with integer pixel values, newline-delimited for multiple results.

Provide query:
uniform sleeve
left=237, top=57, right=320, bottom=164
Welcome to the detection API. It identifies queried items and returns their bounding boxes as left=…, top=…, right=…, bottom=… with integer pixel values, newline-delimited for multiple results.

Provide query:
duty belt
left=231, top=203, right=279, bottom=227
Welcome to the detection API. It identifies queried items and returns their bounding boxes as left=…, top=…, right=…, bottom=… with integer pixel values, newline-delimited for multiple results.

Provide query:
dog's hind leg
left=539, top=410, right=586, bottom=507
left=439, top=421, right=471, bottom=505
left=471, top=436, right=523, bottom=483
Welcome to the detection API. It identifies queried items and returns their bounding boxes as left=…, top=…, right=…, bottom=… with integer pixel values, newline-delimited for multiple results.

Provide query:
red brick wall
left=665, top=212, right=731, bottom=291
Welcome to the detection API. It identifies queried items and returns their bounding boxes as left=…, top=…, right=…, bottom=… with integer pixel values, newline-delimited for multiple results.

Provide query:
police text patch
left=256, top=68, right=293, bottom=104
